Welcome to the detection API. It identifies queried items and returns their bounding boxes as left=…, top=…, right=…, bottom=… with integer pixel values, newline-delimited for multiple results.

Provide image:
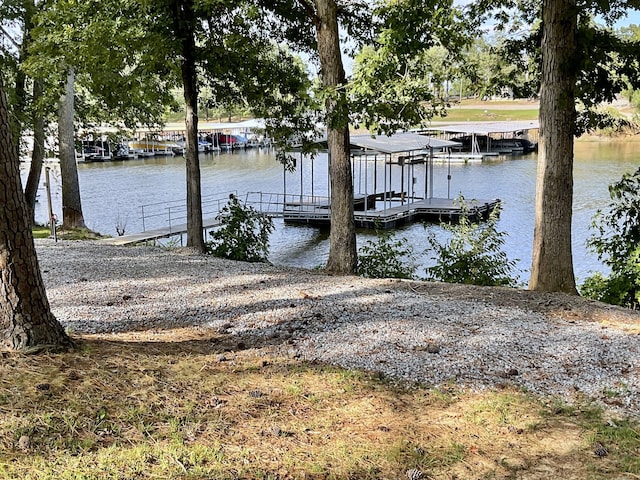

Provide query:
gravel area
left=37, top=239, right=640, bottom=417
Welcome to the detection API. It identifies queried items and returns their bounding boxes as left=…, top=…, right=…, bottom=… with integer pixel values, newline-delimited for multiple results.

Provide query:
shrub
left=582, top=167, right=640, bottom=309
left=424, top=197, right=519, bottom=287
left=357, top=228, right=416, bottom=279
left=205, top=194, right=274, bottom=263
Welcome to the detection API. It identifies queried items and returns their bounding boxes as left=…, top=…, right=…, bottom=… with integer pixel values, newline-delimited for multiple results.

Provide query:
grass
left=1, top=330, right=639, bottom=479
left=435, top=108, right=539, bottom=123
left=32, top=225, right=53, bottom=239
left=31, top=225, right=105, bottom=241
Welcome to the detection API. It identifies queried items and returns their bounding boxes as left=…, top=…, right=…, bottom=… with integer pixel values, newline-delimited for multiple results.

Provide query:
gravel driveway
left=37, top=239, right=640, bottom=417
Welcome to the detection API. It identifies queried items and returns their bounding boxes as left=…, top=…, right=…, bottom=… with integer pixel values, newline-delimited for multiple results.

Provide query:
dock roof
left=349, top=132, right=461, bottom=154
left=199, top=118, right=266, bottom=131
left=424, top=120, right=539, bottom=136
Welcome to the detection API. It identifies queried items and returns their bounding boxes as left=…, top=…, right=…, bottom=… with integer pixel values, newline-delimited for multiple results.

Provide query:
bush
left=357, top=228, right=416, bottom=279
left=205, top=194, right=274, bottom=263
left=424, top=198, right=519, bottom=287
left=582, top=168, right=640, bottom=309
left=580, top=265, right=640, bottom=309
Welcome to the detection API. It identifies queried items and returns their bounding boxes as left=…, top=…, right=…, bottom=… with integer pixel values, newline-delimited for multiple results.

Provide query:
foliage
left=21, top=0, right=313, bottom=136
left=205, top=194, right=274, bottom=263
left=582, top=167, right=640, bottom=309
left=25, top=0, right=176, bottom=129
left=580, top=268, right=640, bottom=308
left=357, top=228, right=417, bottom=279
left=467, top=1, right=640, bottom=132
left=348, top=0, right=471, bottom=134
left=424, top=198, right=518, bottom=287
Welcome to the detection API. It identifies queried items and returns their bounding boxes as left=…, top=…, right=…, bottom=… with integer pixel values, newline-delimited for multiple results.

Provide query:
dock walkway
left=99, top=217, right=221, bottom=246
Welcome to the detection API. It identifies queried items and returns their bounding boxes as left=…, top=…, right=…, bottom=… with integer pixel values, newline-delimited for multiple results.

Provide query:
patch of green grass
left=587, top=416, right=640, bottom=474
left=32, top=225, right=51, bottom=239
left=32, top=225, right=105, bottom=240
left=55, top=227, right=104, bottom=240
left=437, top=108, right=539, bottom=122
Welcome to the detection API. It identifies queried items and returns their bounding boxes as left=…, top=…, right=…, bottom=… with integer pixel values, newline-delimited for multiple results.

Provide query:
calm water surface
left=21, top=141, right=639, bottom=282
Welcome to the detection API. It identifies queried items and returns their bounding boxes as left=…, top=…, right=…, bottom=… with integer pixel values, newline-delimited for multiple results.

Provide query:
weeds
left=425, top=197, right=520, bottom=287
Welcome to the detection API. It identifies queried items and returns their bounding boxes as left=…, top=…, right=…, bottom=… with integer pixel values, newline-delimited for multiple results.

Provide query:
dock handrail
left=244, top=191, right=331, bottom=216
left=140, top=191, right=238, bottom=232
left=139, top=190, right=330, bottom=233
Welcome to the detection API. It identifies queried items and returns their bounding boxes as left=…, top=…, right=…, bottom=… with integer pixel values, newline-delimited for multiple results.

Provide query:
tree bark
left=315, top=0, right=357, bottom=274
left=12, top=5, right=31, bottom=149
left=58, top=68, right=86, bottom=229
left=529, top=0, right=578, bottom=293
left=0, top=77, right=71, bottom=351
left=24, top=80, right=46, bottom=226
left=172, top=0, right=204, bottom=252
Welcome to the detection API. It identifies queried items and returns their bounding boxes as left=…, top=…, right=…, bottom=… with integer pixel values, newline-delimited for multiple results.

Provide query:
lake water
left=21, top=141, right=639, bottom=283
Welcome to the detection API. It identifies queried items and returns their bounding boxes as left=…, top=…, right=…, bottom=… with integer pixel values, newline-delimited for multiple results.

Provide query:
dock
left=99, top=192, right=500, bottom=246
left=423, top=120, right=540, bottom=156
left=100, top=132, right=502, bottom=246
left=282, top=196, right=500, bottom=229
left=99, top=217, right=221, bottom=246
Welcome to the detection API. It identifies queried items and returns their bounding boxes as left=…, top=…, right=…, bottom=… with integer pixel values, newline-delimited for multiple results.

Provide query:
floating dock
left=100, top=192, right=499, bottom=246
left=279, top=195, right=500, bottom=229
left=422, top=120, right=540, bottom=157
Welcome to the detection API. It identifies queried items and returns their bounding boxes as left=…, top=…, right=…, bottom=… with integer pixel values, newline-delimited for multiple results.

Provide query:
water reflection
left=21, top=141, right=639, bottom=282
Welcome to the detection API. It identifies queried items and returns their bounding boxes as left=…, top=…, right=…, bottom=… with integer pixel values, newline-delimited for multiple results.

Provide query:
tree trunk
left=529, top=0, right=578, bottom=293
left=172, top=0, right=204, bottom=252
left=58, top=68, right=86, bottom=229
left=0, top=77, right=71, bottom=351
left=315, top=0, right=357, bottom=274
left=24, top=80, right=46, bottom=226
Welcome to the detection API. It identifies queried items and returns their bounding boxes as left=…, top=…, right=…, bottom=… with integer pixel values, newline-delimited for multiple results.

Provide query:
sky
left=614, top=9, right=640, bottom=27
left=451, top=0, right=640, bottom=28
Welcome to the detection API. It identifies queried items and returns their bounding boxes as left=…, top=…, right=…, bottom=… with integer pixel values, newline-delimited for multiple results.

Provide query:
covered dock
left=100, top=132, right=502, bottom=246
left=423, top=120, right=540, bottom=158
left=279, top=132, right=501, bottom=228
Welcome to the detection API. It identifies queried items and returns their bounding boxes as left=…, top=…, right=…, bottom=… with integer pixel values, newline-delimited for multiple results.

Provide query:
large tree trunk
left=172, top=0, right=204, bottom=252
left=24, top=80, right=46, bottom=226
left=58, top=68, right=86, bottom=229
left=315, top=0, right=357, bottom=274
left=0, top=77, right=71, bottom=351
left=529, top=0, right=578, bottom=294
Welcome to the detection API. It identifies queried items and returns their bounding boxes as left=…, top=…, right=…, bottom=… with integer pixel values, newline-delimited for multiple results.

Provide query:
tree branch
left=296, top=0, right=321, bottom=29
left=0, top=25, right=21, bottom=50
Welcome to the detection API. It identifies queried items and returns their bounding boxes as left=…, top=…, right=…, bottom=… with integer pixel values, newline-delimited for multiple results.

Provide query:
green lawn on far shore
left=435, top=108, right=539, bottom=123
